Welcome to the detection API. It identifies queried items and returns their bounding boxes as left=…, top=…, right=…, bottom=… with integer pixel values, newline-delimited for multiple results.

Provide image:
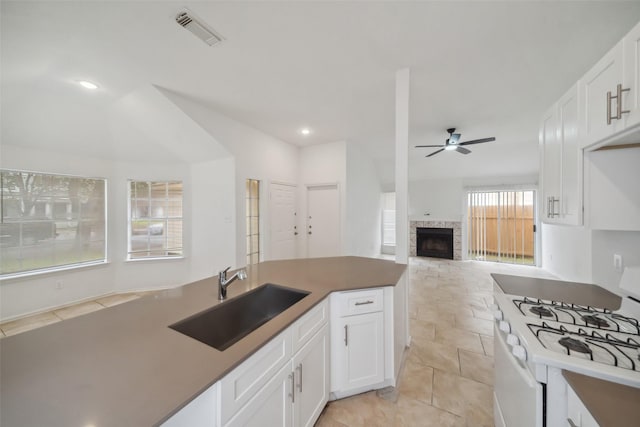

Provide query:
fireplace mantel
left=409, top=220, right=462, bottom=260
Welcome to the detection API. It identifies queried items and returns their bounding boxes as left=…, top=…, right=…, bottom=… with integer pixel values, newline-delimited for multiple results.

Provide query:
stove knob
left=493, top=310, right=503, bottom=321
left=499, top=320, right=511, bottom=333
left=512, top=345, right=527, bottom=361
left=507, top=334, right=520, bottom=346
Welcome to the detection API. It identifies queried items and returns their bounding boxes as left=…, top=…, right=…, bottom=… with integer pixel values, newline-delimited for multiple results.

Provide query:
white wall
left=190, top=158, right=236, bottom=281
left=541, top=224, right=592, bottom=283
left=591, top=231, right=640, bottom=295
left=345, top=143, right=382, bottom=257
left=408, top=178, right=464, bottom=222
left=158, top=88, right=300, bottom=267
left=0, top=83, right=240, bottom=320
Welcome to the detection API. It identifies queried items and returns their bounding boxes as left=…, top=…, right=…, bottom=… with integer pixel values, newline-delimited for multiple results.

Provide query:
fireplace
left=416, top=227, right=454, bottom=260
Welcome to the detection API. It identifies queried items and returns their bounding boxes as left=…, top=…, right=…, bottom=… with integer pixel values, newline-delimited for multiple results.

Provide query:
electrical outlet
left=55, top=280, right=64, bottom=290
left=614, top=254, right=623, bottom=271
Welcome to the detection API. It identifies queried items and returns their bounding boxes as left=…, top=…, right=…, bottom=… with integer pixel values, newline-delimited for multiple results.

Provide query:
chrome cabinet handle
left=344, top=325, right=348, bottom=346
left=355, top=300, right=374, bottom=306
left=607, top=89, right=613, bottom=125
left=289, top=372, right=295, bottom=403
left=617, top=83, right=630, bottom=120
left=547, top=197, right=559, bottom=218
left=567, top=418, right=578, bottom=427
left=297, top=363, right=303, bottom=392
left=607, top=83, right=631, bottom=124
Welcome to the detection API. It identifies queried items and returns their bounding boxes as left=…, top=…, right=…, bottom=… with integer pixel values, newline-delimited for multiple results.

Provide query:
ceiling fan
left=416, top=128, right=496, bottom=157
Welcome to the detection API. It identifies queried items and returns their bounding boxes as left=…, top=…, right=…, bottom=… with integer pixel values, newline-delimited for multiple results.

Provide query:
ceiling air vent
left=175, top=9, right=224, bottom=46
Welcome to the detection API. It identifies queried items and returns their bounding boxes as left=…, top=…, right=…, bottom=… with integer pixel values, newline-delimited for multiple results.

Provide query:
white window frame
left=127, top=180, right=183, bottom=261
left=0, top=169, right=107, bottom=279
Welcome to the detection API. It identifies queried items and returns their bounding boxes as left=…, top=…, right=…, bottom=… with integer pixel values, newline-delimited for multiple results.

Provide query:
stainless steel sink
left=169, top=283, right=310, bottom=351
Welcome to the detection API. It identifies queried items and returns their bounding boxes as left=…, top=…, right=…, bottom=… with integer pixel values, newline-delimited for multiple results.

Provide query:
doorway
left=467, top=190, right=535, bottom=265
left=306, top=184, right=340, bottom=258
left=269, top=182, right=297, bottom=260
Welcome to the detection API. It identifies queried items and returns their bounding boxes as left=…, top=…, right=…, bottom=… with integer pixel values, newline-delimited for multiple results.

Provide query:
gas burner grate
left=527, top=322, right=640, bottom=371
left=513, top=297, right=640, bottom=335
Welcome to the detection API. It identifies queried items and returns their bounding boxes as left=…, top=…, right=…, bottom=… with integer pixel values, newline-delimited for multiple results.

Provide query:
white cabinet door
left=540, top=103, right=561, bottom=222
left=220, top=331, right=292, bottom=425
left=224, top=363, right=293, bottom=427
left=567, top=385, right=600, bottom=427
left=332, top=311, right=384, bottom=394
left=292, top=325, right=329, bottom=427
left=558, top=84, right=582, bottom=225
left=580, top=40, right=625, bottom=148
left=623, top=21, right=640, bottom=129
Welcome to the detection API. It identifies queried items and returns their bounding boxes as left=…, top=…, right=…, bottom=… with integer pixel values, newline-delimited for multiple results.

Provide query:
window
left=128, top=181, right=183, bottom=259
left=381, top=192, right=396, bottom=254
left=246, top=179, right=260, bottom=265
left=0, top=170, right=106, bottom=277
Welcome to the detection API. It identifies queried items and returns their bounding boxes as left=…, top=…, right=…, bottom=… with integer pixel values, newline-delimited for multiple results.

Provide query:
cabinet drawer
left=220, top=330, right=292, bottom=425
left=292, top=297, right=328, bottom=354
left=334, top=288, right=383, bottom=317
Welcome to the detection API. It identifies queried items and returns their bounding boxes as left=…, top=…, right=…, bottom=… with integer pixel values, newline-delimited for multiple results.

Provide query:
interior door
left=269, top=183, right=297, bottom=260
left=306, top=184, right=340, bottom=258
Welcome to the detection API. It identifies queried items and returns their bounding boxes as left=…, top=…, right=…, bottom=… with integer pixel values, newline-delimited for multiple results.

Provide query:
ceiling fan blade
left=426, top=148, right=445, bottom=157
left=458, top=137, right=496, bottom=146
left=449, top=133, right=461, bottom=143
left=455, top=146, right=471, bottom=155
left=415, top=145, right=445, bottom=148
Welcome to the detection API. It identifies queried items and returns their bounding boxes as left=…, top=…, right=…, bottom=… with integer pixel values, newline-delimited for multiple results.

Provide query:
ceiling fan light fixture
left=444, top=145, right=457, bottom=151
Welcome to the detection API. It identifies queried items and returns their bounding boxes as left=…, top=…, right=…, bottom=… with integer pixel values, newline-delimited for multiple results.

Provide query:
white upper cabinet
left=579, top=40, right=625, bottom=148
left=539, top=84, right=582, bottom=225
left=540, top=103, right=560, bottom=222
left=558, top=85, right=582, bottom=224
left=623, top=22, right=640, bottom=129
left=579, top=20, right=640, bottom=149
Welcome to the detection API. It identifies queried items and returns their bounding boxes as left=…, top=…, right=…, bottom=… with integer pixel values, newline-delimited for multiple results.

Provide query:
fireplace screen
left=416, top=227, right=454, bottom=260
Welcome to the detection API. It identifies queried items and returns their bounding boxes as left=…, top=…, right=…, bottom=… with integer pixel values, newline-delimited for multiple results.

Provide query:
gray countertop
left=564, top=370, right=640, bottom=426
left=0, top=256, right=406, bottom=427
left=491, top=273, right=622, bottom=310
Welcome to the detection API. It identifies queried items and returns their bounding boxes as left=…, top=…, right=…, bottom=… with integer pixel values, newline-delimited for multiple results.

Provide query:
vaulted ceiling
left=3, top=1, right=640, bottom=182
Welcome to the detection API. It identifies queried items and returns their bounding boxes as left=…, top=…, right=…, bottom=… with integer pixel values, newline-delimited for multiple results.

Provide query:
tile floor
left=0, top=292, right=146, bottom=337
left=315, top=256, right=553, bottom=427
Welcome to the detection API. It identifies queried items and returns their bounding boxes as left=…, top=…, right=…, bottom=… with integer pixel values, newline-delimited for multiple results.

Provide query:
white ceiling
left=3, top=1, right=640, bottom=182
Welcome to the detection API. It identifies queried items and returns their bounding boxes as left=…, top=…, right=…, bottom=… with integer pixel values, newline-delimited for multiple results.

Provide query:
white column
left=395, top=68, right=410, bottom=264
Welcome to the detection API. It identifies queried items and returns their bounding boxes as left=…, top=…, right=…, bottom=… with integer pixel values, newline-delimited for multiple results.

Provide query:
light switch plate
left=614, top=254, right=623, bottom=271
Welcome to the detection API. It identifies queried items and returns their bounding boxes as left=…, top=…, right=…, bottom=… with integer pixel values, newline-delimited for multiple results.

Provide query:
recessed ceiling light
left=78, top=80, right=99, bottom=90
left=300, top=128, right=311, bottom=136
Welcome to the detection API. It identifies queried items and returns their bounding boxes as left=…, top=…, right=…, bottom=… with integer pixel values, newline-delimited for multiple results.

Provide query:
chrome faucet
left=218, top=266, right=248, bottom=300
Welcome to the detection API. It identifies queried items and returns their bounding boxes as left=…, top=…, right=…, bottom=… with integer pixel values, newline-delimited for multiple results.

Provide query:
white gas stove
left=492, top=267, right=640, bottom=427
